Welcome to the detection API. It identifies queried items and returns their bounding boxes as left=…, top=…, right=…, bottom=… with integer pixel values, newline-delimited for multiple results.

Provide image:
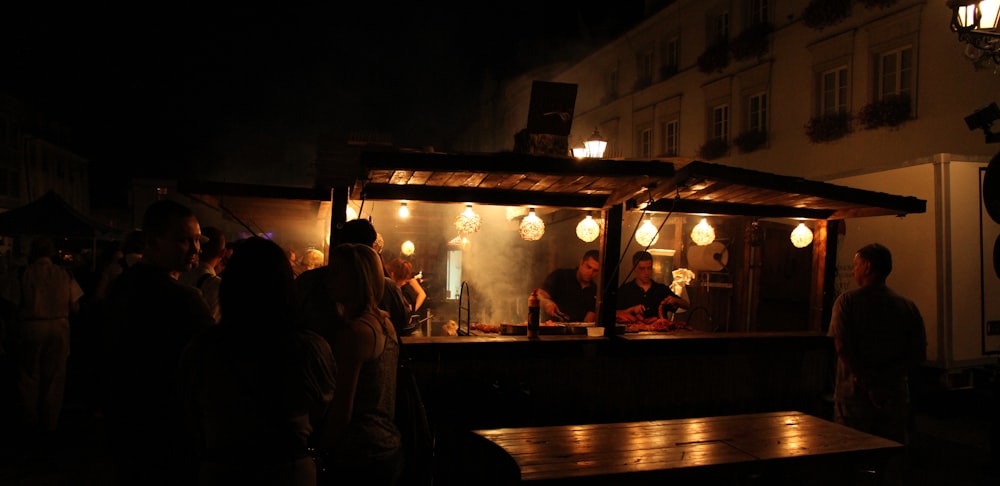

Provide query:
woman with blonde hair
left=317, top=243, right=402, bottom=485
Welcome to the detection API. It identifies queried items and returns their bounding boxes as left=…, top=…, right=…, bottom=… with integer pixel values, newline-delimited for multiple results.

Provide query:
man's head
left=576, top=249, right=601, bottom=285
left=337, top=219, right=377, bottom=248
left=631, top=250, right=654, bottom=285
left=141, top=199, right=202, bottom=274
left=199, top=226, right=227, bottom=266
left=853, top=243, right=892, bottom=287
left=29, top=236, right=57, bottom=262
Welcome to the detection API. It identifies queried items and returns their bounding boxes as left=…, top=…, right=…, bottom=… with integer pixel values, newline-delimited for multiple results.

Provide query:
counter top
left=402, top=331, right=827, bottom=345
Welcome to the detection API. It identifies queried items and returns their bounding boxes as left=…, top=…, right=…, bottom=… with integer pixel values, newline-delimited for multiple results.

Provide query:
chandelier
left=950, top=0, right=1000, bottom=65
left=691, top=218, right=716, bottom=246
left=519, top=208, right=545, bottom=241
left=790, top=223, right=814, bottom=248
left=634, top=218, right=659, bottom=247
left=455, top=203, right=481, bottom=235
left=576, top=215, right=601, bottom=242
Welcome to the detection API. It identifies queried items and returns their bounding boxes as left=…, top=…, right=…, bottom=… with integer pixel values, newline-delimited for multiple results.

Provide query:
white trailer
left=829, top=154, right=1000, bottom=380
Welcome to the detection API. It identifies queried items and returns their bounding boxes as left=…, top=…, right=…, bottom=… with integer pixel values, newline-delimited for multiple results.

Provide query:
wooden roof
left=356, top=150, right=926, bottom=219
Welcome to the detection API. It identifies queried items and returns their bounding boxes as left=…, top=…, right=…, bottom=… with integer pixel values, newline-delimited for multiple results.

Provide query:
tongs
left=552, top=310, right=571, bottom=322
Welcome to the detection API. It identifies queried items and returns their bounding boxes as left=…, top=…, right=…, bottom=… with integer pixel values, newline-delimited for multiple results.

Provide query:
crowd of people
left=0, top=197, right=930, bottom=485
left=0, top=199, right=427, bottom=486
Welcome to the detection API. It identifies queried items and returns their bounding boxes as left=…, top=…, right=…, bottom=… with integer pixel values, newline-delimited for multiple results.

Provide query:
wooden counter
left=403, top=331, right=834, bottom=429
left=404, top=331, right=839, bottom=485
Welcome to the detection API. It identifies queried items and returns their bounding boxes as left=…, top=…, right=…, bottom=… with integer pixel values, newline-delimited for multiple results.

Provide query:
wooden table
left=470, top=411, right=904, bottom=484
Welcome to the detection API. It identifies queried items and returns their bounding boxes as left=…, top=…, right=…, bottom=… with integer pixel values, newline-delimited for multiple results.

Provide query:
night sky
left=3, top=2, right=647, bottom=208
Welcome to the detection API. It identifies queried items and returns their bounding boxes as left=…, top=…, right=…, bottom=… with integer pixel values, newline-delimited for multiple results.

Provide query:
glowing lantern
left=691, top=218, right=716, bottom=246
left=576, top=215, right=601, bottom=242
left=790, top=223, right=814, bottom=248
left=401, top=240, right=415, bottom=256
left=635, top=219, right=660, bottom=247
left=519, top=208, right=545, bottom=241
left=455, top=203, right=481, bottom=235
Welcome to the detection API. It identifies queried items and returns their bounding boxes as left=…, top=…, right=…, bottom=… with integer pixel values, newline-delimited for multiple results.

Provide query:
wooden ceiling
left=178, top=149, right=926, bottom=221
left=356, top=150, right=926, bottom=220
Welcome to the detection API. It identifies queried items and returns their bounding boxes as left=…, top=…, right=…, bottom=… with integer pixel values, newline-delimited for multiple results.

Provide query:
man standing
left=828, top=243, right=927, bottom=444
left=4, top=236, right=83, bottom=441
left=179, top=226, right=225, bottom=322
left=538, top=249, right=600, bottom=323
left=615, top=251, right=689, bottom=322
left=104, top=199, right=215, bottom=485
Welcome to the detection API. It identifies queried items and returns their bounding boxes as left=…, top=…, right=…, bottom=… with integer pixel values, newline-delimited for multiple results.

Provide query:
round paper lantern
left=691, top=218, right=716, bottom=246
left=519, top=208, right=545, bottom=241
left=576, top=215, right=601, bottom=242
left=790, top=223, right=814, bottom=248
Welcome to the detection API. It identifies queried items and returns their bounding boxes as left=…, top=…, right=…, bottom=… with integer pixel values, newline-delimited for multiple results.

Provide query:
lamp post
left=950, top=0, right=1000, bottom=65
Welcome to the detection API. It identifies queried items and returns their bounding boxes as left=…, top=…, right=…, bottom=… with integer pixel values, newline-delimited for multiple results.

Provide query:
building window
left=748, top=92, right=768, bottom=132
left=640, top=50, right=654, bottom=80
left=877, top=45, right=912, bottom=99
left=609, top=66, right=619, bottom=96
left=664, top=37, right=679, bottom=74
left=712, top=104, right=729, bottom=142
left=639, top=127, right=652, bottom=157
left=715, top=12, right=730, bottom=42
left=663, top=119, right=679, bottom=156
left=820, top=66, right=849, bottom=114
left=748, top=0, right=769, bottom=25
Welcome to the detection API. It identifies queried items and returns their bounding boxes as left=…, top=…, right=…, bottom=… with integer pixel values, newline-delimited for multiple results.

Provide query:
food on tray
left=621, top=317, right=692, bottom=333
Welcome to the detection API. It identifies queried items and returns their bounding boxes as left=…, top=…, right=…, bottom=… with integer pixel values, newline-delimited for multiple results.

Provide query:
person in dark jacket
left=103, top=200, right=215, bottom=485
left=296, top=219, right=410, bottom=342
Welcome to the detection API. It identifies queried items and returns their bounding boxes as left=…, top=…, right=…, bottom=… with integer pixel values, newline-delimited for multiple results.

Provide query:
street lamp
left=584, top=127, right=607, bottom=158
left=950, top=0, right=1000, bottom=65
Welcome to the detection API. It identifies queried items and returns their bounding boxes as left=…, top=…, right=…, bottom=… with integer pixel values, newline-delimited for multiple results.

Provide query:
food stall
left=181, top=147, right=926, bottom=481
left=331, top=148, right=921, bottom=415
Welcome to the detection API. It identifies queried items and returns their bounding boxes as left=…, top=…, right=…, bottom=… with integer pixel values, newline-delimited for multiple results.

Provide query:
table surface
left=471, top=410, right=903, bottom=482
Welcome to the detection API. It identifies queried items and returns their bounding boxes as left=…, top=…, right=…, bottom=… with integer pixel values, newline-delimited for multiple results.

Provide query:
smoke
left=367, top=201, right=602, bottom=326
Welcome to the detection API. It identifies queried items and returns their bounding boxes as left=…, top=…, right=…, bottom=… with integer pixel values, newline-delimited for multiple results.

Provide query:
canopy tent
left=0, top=190, right=115, bottom=238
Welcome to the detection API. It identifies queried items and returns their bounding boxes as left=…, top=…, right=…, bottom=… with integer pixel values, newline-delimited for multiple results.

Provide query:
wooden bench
left=469, top=411, right=903, bottom=484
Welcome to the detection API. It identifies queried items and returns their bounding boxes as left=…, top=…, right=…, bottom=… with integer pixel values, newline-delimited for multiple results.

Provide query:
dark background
left=2, top=2, right=648, bottom=208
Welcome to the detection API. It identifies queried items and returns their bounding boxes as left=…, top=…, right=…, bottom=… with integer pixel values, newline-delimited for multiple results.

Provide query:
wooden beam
left=641, top=198, right=835, bottom=219
left=360, top=183, right=607, bottom=209
left=359, top=150, right=675, bottom=178
left=676, top=162, right=926, bottom=216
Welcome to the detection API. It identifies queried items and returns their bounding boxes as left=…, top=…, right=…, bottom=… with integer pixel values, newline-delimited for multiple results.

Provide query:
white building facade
left=474, top=0, right=1000, bottom=369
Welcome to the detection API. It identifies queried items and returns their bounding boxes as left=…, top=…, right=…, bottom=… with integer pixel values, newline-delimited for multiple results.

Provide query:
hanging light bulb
left=346, top=206, right=358, bottom=221
left=401, top=240, right=415, bottom=256
left=455, top=203, right=481, bottom=235
left=519, top=208, right=545, bottom=241
left=576, top=215, right=601, bottom=242
left=634, top=218, right=660, bottom=247
left=398, top=201, right=409, bottom=218
left=790, top=222, right=814, bottom=248
left=691, top=218, right=716, bottom=246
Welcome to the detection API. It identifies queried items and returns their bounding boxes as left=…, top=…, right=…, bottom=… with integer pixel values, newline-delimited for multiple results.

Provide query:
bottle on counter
left=527, top=288, right=540, bottom=339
